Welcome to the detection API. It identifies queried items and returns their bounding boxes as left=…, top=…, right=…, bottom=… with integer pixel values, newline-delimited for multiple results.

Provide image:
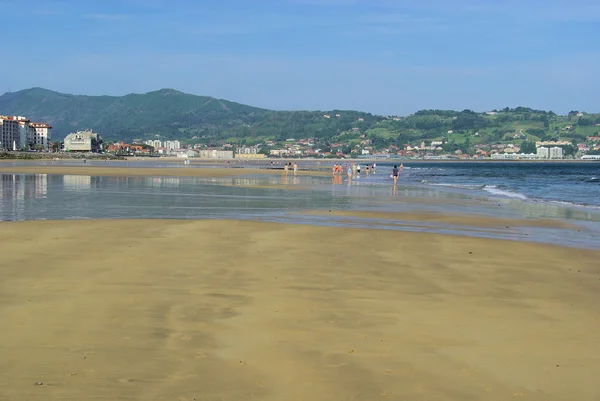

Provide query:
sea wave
left=428, top=183, right=485, bottom=190
left=482, top=185, right=528, bottom=200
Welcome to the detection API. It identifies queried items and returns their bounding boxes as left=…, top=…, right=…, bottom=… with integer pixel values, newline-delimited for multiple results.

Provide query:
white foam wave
left=483, top=185, right=528, bottom=200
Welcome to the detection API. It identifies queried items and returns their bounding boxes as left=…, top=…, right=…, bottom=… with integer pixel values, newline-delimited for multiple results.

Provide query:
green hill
left=1, top=88, right=599, bottom=149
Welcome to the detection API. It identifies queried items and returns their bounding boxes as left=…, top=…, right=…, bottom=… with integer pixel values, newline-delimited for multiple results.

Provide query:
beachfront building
left=197, top=149, right=234, bottom=159
left=549, top=147, right=564, bottom=159
left=144, top=139, right=162, bottom=149
left=164, top=140, right=181, bottom=150
left=235, top=146, right=265, bottom=159
left=0, top=115, right=53, bottom=150
left=175, top=149, right=197, bottom=158
left=17, top=118, right=35, bottom=150
left=64, top=129, right=103, bottom=152
left=235, top=153, right=266, bottom=159
left=29, top=122, right=52, bottom=150
left=490, top=153, right=538, bottom=160
left=0, top=116, right=19, bottom=150
left=536, top=146, right=549, bottom=159
left=236, top=146, right=258, bottom=155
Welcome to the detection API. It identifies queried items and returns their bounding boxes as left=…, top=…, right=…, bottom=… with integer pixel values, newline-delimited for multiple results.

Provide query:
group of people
left=332, top=162, right=377, bottom=181
left=282, top=161, right=299, bottom=177
left=331, top=162, right=405, bottom=185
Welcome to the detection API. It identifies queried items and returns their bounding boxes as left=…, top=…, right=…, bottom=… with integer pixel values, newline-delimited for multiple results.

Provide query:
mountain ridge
left=1, top=88, right=598, bottom=152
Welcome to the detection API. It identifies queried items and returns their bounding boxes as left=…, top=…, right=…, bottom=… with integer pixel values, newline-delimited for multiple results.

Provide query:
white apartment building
left=17, top=118, right=36, bottom=150
left=1, top=116, right=52, bottom=150
left=536, top=146, right=549, bottom=159
left=0, top=116, right=19, bottom=150
left=236, top=146, right=258, bottom=155
left=164, top=140, right=181, bottom=150
left=549, top=146, right=563, bottom=159
left=30, top=122, right=52, bottom=150
left=197, top=149, right=234, bottom=159
left=144, top=139, right=162, bottom=149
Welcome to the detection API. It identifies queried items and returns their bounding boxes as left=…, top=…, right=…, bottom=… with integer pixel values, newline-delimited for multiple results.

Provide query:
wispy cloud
left=84, top=13, right=129, bottom=21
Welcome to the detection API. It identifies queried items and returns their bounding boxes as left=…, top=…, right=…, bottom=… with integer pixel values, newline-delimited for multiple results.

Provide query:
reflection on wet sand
left=1, top=172, right=599, bottom=248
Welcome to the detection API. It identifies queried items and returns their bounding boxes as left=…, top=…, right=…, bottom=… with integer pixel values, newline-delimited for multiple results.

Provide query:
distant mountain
left=1, top=88, right=599, bottom=149
left=0, top=87, right=274, bottom=141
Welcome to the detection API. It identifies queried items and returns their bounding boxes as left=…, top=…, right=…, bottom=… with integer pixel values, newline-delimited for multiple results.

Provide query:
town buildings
left=549, top=146, right=564, bottom=159
left=0, top=115, right=52, bottom=150
left=63, top=130, right=103, bottom=152
left=164, top=140, right=181, bottom=150
left=144, top=139, right=163, bottom=149
left=235, top=146, right=265, bottom=159
left=536, top=146, right=549, bottom=159
left=197, top=149, right=233, bottom=159
left=534, top=146, right=564, bottom=159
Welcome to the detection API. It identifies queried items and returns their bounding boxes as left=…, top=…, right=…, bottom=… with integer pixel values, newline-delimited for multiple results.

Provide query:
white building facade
left=0, top=116, right=19, bottom=150
left=549, top=147, right=563, bottom=159
left=29, top=122, right=52, bottom=150
left=64, top=130, right=102, bottom=152
left=197, top=149, right=234, bottom=159
left=144, top=140, right=162, bottom=149
left=536, top=146, right=549, bottom=159
left=0, top=116, right=52, bottom=150
left=164, top=140, right=181, bottom=150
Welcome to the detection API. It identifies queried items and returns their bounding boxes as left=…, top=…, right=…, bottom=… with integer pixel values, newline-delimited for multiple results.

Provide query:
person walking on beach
left=372, top=163, right=376, bottom=173
left=332, top=164, right=337, bottom=177
left=392, top=165, right=399, bottom=185
left=356, top=163, right=361, bottom=175
left=347, top=165, right=353, bottom=181
left=293, top=162, right=298, bottom=177
left=365, top=165, right=370, bottom=176
left=283, top=163, right=289, bottom=176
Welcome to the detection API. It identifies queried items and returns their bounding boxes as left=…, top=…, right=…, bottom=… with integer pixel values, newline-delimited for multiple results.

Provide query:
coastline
left=1, top=219, right=599, bottom=400
left=3, top=155, right=599, bottom=165
left=0, top=165, right=329, bottom=178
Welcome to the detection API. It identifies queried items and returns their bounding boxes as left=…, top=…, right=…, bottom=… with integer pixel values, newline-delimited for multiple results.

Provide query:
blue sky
left=1, top=0, right=599, bottom=114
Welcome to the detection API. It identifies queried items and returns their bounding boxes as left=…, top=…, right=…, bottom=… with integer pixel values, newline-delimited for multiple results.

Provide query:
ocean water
left=357, top=161, right=600, bottom=209
left=1, top=168, right=600, bottom=249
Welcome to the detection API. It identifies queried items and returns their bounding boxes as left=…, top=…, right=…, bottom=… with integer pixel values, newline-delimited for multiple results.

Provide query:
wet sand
left=303, top=210, right=581, bottom=230
left=1, top=219, right=600, bottom=401
left=0, top=165, right=310, bottom=178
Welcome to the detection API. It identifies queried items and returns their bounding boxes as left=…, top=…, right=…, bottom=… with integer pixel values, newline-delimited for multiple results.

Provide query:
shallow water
left=1, top=172, right=599, bottom=250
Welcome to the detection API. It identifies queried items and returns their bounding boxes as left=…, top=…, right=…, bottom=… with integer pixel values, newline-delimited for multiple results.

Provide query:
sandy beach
left=1, top=219, right=600, bottom=400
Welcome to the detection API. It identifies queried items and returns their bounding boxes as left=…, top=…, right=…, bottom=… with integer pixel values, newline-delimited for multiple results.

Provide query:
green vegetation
left=1, top=89, right=599, bottom=151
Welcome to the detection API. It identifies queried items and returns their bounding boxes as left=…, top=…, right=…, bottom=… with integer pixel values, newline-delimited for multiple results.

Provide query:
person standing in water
left=293, top=162, right=298, bottom=177
left=347, top=165, right=353, bottom=181
left=392, top=165, right=399, bottom=185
